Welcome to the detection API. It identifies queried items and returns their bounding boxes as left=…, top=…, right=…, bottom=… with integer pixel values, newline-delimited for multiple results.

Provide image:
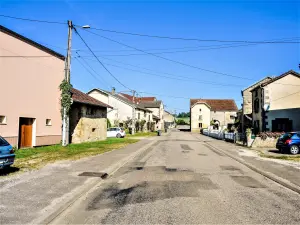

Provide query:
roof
left=87, top=88, right=151, bottom=112
left=71, top=88, right=112, bottom=108
left=0, top=25, right=65, bottom=60
left=120, top=93, right=156, bottom=103
left=251, top=70, right=300, bottom=92
left=139, top=100, right=162, bottom=108
left=242, top=76, right=272, bottom=92
left=190, top=99, right=238, bottom=111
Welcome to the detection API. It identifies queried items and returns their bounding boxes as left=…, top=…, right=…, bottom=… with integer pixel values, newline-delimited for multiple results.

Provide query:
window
left=255, top=90, right=258, bottom=97
left=144, top=112, right=146, bottom=117
left=46, top=119, right=52, bottom=126
left=0, top=115, right=7, bottom=124
left=254, top=99, right=259, bottom=113
left=148, top=115, right=150, bottom=121
left=138, top=113, right=140, bottom=120
left=199, top=123, right=202, bottom=128
left=199, top=115, right=202, bottom=120
left=0, top=136, right=9, bottom=146
left=199, top=109, right=202, bottom=112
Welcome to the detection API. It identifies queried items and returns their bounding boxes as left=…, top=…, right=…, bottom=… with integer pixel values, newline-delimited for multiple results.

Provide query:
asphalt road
left=52, top=130, right=300, bottom=224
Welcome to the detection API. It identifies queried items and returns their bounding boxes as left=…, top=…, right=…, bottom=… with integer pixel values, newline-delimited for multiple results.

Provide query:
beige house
left=241, top=77, right=272, bottom=132
left=0, top=25, right=64, bottom=148
left=190, top=99, right=238, bottom=132
left=87, top=88, right=153, bottom=130
left=139, top=101, right=165, bottom=130
left=163, top=110, right=175, bottom=128
left=251, top=70, right=300, bottom=133
left=70, top=88, right=112, bottom=143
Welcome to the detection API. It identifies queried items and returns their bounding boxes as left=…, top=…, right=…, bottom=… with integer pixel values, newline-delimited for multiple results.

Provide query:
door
left=19, top=118, right=33, bottom=148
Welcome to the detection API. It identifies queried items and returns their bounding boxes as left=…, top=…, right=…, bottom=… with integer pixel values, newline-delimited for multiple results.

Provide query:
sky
left=1, top=0, right=299, bottom=114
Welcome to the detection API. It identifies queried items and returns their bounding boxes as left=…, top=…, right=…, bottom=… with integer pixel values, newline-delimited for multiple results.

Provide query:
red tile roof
left=71, top=88, right=112, bottom=108
left=190, top=99, right=238, bottom=111
left=120, top=93, right=156, bottom=103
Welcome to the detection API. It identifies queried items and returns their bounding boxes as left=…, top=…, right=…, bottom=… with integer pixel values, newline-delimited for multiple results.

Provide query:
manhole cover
left=78, top=172, right=108, bottom=179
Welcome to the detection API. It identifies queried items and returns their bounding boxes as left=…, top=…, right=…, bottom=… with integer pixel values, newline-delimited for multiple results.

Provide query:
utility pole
left=131, top=90, right=136, bottom=135
left=62, top=20, right=73, bottom=146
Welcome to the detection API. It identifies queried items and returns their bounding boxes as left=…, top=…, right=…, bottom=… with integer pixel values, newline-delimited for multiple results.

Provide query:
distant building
left=250, top=70, right=300, bottom=133
left=190, top=99, right=238, bottom=132
left=163, top=110, right=176, bottom=129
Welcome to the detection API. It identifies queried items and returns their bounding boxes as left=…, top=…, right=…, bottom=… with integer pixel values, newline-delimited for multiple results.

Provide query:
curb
left=205, top=142, right=300, bottom=195
left=33, top=139, right=158, bottom=225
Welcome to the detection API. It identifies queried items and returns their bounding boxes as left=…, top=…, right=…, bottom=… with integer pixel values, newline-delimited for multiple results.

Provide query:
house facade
left=0, top=25, right=64, bottom=148
left=251, top=70, right=300, bottom=133
left=87, top=88, right=153, bottom=129
left=139, top=100, right=165, bottom=130
left=163, top=110, right=175, bottom=129
left=190, top=99, right=238, bottom=132
left=70, top=88, right=112, bottom=143
left=241, top=77, right=272, bottom=132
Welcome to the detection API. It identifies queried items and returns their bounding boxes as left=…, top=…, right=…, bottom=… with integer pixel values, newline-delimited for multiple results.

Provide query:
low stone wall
left=72, top=117, right=107, bottom=144
left=251, top=136, right=278, bottom=148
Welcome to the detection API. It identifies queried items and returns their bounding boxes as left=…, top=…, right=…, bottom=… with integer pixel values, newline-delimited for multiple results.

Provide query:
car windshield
left=0, top=137, right=10, bottom=146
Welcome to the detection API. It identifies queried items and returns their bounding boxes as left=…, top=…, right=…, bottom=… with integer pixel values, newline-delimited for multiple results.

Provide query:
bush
left=257, top=132, right=284, bottom=140
left=107, top=119, right=111, bottom=128
left=176, top=119, right=187, bottom=125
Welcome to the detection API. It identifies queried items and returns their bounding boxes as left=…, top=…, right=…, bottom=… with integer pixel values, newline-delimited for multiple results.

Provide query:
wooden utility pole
left=62, top=20, right=73, bottom=146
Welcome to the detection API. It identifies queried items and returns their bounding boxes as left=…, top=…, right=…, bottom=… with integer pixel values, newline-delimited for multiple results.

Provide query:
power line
left=74, top=56, right=112, bottom=89
left=81, top=30, right=256, bottom=81
left=74, top=25, right=300, bottom=44
left=0, top=14, right=66, bottom=25
left=79, top=57, right=245, bottom=87
left=73, top=27, right=133, bottom=91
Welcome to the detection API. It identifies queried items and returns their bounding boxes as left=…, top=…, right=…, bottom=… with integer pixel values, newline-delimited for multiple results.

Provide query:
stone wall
left=71, top=117, right=107, bottom=144
left=251, top=136, right=278, bottom=148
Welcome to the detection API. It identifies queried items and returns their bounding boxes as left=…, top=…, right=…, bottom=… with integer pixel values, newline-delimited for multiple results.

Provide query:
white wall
left=191, top=103, right=211, bottom=130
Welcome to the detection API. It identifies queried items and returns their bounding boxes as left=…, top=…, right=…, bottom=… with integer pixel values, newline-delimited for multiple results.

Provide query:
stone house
left=241, top=77, right=272, bottom=132
left=87, top=88, right=153, bottom=130
left=190, top=99, right=238, bottom=132
left=0, top=25, right=64, bottom=148
left=250, top=70, right=300, bottom=134
left=70, top=88, right=112, bottom=143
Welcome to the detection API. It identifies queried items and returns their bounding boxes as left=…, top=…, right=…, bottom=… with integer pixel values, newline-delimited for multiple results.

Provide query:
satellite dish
left=264, top=104, right=270, bottom=111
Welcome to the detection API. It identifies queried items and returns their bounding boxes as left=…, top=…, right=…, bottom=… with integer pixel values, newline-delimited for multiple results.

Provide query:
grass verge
left=127, top=132, right=157, bottom=137
left=258, top=152, right=300, bottom=162
left=13, top=138, right=139, bottom=171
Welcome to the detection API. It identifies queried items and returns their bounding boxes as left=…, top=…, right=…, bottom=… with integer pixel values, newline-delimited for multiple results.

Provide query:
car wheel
left=290, top=145, right=299, bottom=155
left=116, top=133, right=121, bottom=138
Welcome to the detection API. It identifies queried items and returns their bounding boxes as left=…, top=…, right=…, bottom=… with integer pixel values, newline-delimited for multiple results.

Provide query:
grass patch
left=13, top=138, right=139, bottom=171
left=259, top=152, right=300, bottom=162
left=127, top=132, right=157, bottom=137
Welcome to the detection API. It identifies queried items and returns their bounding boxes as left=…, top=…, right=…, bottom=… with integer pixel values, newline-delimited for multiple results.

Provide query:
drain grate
left=182, top=150, right=190, bottom=153
left=165, top=168, right=177, bottom=172
left=78, top=172, right=108, bottom=179
left=198, top=153, right=207, bottom=156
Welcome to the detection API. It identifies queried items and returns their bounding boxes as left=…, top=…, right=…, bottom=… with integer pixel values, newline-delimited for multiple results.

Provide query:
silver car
left=107, top=127, right=126, bottom=138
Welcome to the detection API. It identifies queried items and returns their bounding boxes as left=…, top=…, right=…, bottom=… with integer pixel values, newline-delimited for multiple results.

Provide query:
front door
left=19, top=118, right=33, bottom=148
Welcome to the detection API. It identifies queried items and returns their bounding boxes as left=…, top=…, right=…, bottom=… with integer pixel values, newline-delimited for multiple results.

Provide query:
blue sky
left=1, top=0, right=299, bottom=113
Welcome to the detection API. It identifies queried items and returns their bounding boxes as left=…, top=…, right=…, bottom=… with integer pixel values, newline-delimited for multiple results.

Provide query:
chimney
left=112, top=87, right=116, bottom=95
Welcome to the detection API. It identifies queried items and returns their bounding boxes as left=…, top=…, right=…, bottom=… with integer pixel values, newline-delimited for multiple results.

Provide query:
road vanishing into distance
left=51, top=130, right=300, bottom=224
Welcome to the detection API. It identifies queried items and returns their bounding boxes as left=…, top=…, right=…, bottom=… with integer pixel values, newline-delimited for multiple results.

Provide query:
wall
left=267, top=74, right=300, bottom=110
left=88, top=90, right=109, bottom=104
left=251, top=137, right=278, bottom=148
left=70, top=103, right=107, bottom=143
left=210, top=111, right=236, bottom=127
left=190, top=103, right=210, bottom=132
left=0, top=30, right=64, bottom=147
left=267, top=108, right=300, bottom=131
left=252, top=87, right=263, bottom=132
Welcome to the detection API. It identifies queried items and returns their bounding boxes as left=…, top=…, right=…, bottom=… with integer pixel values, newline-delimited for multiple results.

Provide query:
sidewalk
left=193, top=133, right=300, bottom=188
left=0, top=138, right=155, bottom=224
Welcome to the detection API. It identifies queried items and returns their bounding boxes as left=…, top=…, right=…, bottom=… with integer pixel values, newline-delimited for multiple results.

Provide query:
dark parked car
left=276, top=132, right=300, bottom=155
left=0, top=136, right=15, bottom=169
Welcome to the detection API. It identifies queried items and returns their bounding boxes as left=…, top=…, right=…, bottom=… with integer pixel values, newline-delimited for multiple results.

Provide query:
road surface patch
left=204, top=144, right=225, bottom=156
left=230, top=176, right=266, bottom=188
left=182, top=150, right=190, bottom=153
left=220, top=166, right=241, bottom=171
left=78, top=172, right=108, bottom=179
left=198, top=153, right=207, bottom=156
left=180, top=144, right=193, bottom=150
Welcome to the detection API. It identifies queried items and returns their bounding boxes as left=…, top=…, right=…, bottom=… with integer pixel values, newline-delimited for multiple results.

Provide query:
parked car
left=107, top=127, right=126, bottom=138
left=276, top=132, right=300, bottom=155
left=0, top=136, right=15, bottom=169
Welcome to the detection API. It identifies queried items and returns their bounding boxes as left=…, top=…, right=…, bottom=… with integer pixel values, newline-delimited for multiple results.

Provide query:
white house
left=87, top=88, right=153, bottom=129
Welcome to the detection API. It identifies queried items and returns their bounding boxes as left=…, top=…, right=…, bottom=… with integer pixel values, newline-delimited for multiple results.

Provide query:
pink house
left=0, top=25, right=65, bottom=148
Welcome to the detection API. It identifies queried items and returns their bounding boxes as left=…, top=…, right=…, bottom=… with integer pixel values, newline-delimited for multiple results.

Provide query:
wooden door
left=21, top=124, right=32, bottom=148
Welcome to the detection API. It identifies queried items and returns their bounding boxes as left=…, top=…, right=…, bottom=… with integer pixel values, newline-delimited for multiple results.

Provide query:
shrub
left=107, top=119, right=111, bottom=128
left=257, top=132, right=284, bottom=140
left=176, top=119, right=187, bottom=125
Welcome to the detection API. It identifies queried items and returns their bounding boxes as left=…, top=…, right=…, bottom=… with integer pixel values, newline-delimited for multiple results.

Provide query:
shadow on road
left=0, top=166, right=20, bottom=176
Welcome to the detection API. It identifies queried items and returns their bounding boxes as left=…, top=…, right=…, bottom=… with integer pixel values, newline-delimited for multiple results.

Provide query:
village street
left=49, top=130, right=300, bottom=224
